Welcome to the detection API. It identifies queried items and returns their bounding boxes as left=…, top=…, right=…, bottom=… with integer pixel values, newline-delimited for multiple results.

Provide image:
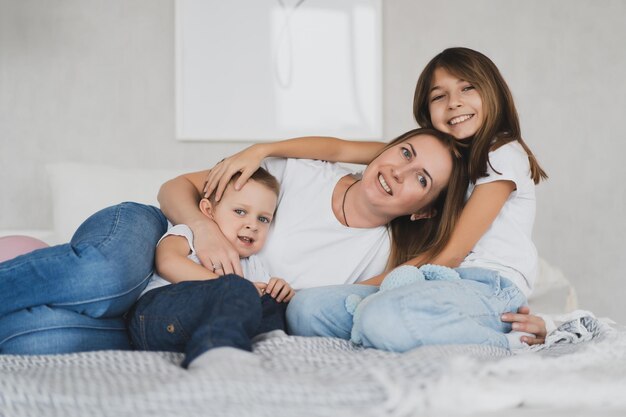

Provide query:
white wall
left=1, top=0, right=625, bottom=322
left=0, top=0, right=247, bottom=230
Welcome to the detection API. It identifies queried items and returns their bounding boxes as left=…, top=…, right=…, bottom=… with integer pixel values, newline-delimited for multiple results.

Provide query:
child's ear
left=199, top=198, right=215, bottom=219
left=410, top=208, right=437, bottom=221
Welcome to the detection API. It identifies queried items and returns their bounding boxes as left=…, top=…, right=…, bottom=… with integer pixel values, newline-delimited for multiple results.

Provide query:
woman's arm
left=158, top=170, right=244, bottom=276
left=155, top=235, right=219, bottom=282
left=206, top=137, right=386, bottom=200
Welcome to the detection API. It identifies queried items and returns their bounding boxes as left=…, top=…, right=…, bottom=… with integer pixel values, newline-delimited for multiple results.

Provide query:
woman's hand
left=264, top=277, right=295, bottom=303
left=501, top=306, right=547, bottom=345
left=203, top=144, right=268, bottom=201
left=191, top=219, right=244, bottom=277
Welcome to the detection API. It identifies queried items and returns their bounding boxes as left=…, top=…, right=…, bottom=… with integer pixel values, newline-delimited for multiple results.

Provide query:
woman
left=159, top=128, right=466, bottom=290
left=0, top=128, right=464, bottom=354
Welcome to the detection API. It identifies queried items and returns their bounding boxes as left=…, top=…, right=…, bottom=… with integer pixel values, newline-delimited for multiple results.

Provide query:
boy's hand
left=253, top=282, right=267, bottom=297
left=264, top=277, right=295, bottom=303
left=501, top=306, right=547, bottom=345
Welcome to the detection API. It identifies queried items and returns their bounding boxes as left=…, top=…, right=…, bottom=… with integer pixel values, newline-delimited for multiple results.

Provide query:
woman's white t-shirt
left=459, top=141, right=538, bottom=296
left=259, top=158, right=391, bottom=290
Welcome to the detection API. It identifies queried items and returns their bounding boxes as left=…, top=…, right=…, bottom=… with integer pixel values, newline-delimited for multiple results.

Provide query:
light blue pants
left=0, top=202, right=167, bottom=354
left=286, top=268, right=526, bottom=351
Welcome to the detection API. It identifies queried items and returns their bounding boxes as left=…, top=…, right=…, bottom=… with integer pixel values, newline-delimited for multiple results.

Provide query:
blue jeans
left=0, top=202, right=167, bottom=354
left=287, top=284, right=378, bottom=339
left=287, top=268, right=526, bottom=351
left=128, top=275, right=287, bottom=368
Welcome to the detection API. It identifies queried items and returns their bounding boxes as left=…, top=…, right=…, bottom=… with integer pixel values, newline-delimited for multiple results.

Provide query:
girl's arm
left=501, top=306, right=547, bottom=344
left=361, top=181, right=548, bottom=345
left=426, top=181, right=549, bottom=345
left=425, top=180, right=515, bottom=268
left=205, top=137, right=386, bottom=201
left=359, top=180, right=515, bottom=286
left=155, top=235, right=219, bottom=283
left=157, top=170, right=244, bottom=277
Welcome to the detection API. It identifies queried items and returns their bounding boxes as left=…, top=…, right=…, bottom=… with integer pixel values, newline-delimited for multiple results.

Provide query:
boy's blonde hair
left=206, top=168, right=280, bottom=204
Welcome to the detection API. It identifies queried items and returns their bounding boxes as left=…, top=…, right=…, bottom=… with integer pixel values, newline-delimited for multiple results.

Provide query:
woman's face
left=361, top=133, right=453, bottom=219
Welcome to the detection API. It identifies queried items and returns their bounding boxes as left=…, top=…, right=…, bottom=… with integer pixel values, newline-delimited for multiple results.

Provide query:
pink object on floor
left=0, top=235, right=49, bottom=263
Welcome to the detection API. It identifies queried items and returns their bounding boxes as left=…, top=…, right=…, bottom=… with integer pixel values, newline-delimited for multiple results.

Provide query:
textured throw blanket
left=1, top=314, right=625, bottom=417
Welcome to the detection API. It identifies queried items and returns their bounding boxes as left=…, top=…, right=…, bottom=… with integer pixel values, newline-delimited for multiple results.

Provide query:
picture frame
left=175, top=0, right=382, bottom=141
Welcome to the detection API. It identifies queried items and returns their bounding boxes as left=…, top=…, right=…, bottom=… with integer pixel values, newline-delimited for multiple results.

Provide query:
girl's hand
left=265, top=277, right=295, bottom=303
left=203, top=144, right=267, bottom=202
left=192, top=219, right=244, bottom=277
left=501, top=306, right=547, bottom=345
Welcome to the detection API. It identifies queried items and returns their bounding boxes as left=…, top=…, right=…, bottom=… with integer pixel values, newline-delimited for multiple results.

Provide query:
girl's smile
left=448, top=113, right=475, bottom=126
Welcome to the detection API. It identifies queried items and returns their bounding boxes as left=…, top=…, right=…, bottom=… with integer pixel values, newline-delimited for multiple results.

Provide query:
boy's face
left=206, top=180, right=277, bottom=258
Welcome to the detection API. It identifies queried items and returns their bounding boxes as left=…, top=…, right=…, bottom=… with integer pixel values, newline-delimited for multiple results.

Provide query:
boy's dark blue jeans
left=127, top=275, right=286, bottom=368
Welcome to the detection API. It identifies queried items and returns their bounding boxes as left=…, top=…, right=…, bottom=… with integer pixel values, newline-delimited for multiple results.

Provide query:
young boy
left=128, top=168, right=293, bottom=368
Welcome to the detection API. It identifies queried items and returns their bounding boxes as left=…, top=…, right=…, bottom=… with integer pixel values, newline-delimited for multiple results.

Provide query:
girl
left=203, top=47, right=548, bottom=348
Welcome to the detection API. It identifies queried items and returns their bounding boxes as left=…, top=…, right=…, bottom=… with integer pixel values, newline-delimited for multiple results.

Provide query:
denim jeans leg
left=255, top=294, right=287, bottom=335
left=128, top=275, right=263, bottom=368
left=286, top=284, right=378, bottom=339
left=0, top=305, right=131, bottom=354
left=0, top=202, right=167, bottom=318
left=357, top=269, right=527, bottom=352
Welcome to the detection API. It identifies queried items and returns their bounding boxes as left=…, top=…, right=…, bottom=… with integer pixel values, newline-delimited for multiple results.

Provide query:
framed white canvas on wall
left=175, top=0, right=382, bottom=141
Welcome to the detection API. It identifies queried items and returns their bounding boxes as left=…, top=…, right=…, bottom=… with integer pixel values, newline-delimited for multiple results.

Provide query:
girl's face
left=361, top=133, right=453, bottom=220
left=428, top=67, right=483, bottom=140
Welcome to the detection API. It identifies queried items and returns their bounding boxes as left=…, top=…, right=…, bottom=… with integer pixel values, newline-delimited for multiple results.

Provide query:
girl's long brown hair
left=380, top=128, right=469, bottom=269
left=413, top=47, right=547, bottom=184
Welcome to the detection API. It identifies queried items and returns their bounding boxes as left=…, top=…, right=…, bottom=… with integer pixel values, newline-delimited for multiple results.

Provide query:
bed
left=1, top=318, right=625, bottom=416
left=1, top=163, right=624, bottom=416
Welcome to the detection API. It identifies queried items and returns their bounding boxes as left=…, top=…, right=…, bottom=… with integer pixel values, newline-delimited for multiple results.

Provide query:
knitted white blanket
left=0, top=315, right=624, bottom=417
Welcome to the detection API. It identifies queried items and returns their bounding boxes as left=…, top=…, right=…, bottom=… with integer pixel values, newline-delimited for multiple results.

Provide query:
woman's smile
left=378, top=173, right=393, bottom=195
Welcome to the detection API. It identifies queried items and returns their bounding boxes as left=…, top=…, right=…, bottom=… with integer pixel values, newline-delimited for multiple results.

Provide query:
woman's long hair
left=413, top=47, right=547, bottom=184
left=380, top=128, right=469, bottom=269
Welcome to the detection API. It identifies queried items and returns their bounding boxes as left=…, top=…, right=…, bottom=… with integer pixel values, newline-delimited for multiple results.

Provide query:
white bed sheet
left=1, top=316, right=624, bottom=417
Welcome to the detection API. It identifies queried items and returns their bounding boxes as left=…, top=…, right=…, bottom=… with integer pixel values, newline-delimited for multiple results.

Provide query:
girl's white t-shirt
left=259, top=158, right=391, bottom=290
left=459, top=141, right=538, bottom=296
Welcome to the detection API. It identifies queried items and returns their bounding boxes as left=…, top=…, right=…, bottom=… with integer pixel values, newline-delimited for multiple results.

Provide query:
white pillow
left=46, top=163, right=184, bottom=244
left=528, top=258, right=578, bottom=313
